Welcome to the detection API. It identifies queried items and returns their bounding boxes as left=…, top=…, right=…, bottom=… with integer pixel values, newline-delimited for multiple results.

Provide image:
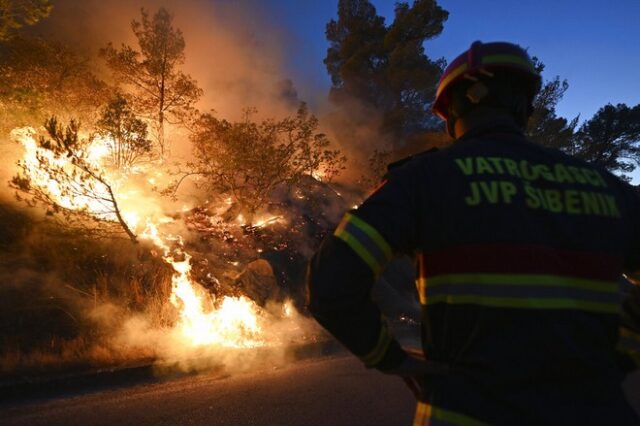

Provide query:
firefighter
left=307, top=40, right=640, bottom=425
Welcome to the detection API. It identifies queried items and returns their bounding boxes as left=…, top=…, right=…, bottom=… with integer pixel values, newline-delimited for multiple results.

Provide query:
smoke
left=37, top=0, right=300, bottom=120
left=110, top=300, right=322, bottom=374
left=35, top=0, right=397, bottom=177
left=0, top=0, right=345, bottom=376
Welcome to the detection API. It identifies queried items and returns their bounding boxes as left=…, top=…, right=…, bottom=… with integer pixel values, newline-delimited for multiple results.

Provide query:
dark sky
left=255, top=0, right=640, bottom=180
left=263, top=0, right=639, bottom=121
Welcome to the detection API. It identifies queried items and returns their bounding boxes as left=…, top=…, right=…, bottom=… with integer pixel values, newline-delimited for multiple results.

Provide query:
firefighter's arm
left=616, top=279, right=640, bottom=372
left=307, top=232, right=407, bottom=370
left=618, top=186, right=640, bottom=371
left=307, top=166, right=420, bottom=371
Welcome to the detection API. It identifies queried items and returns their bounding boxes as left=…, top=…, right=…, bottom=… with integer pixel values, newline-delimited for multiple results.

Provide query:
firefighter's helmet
left=432, top=41, right=542, bottom=132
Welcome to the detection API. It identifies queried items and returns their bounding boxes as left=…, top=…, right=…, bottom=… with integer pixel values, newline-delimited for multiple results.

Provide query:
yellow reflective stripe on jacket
left=426, top=294, right=618, bottom=314
left=618, top=326, right=640, bottom=367
left=334, top=213, right=392, bottom=275
left=416, top=252, right=427, bottom=305
left=414, top=402, right=489, bottom=426
left=423, top=273, right=620, bottom=314
left=417, top=277, right=427, bottom=305
left=620, top=327, right=640, bottom=347
left=428, top=273, right=617, bottom=293
left=360, top=323, right=393, bottom=367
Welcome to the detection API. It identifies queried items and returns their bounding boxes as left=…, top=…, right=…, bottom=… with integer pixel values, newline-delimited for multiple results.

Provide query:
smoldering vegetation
left=0, top=0, right=334, bottom=377
left=0, top=0, right=437, bottom=378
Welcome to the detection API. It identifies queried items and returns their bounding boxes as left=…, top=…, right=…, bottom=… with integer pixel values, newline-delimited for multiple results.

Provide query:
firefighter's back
left=410, top=125, right=639, bottom=424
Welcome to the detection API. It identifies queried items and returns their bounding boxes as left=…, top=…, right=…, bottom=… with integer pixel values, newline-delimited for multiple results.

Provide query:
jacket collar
left=455, top=118, right=525, bottom=142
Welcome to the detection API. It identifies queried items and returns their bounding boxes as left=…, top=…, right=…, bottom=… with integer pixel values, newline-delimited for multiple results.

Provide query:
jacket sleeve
left=623, top=185, right=640, bottom=281
left=616, top=279, right=640, bottom=372
left=617, top=185, right=640, bottom=372
left=307, top=165, right=418, bottom=371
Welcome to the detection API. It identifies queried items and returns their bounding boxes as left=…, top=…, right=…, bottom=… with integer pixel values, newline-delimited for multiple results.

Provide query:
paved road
left=2, top=354, right=640, bottom=426
left=0, top=355, right=416, bottom=426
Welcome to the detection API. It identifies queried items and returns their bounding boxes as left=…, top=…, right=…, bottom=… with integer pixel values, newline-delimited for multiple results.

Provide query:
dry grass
left=0, top=201, right=173, bottom=376
left=0, top=337, right=156, bottom=377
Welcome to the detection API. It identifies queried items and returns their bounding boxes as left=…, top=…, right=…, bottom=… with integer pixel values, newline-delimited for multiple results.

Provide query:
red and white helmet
left=432, top=41, right=541, bottom=122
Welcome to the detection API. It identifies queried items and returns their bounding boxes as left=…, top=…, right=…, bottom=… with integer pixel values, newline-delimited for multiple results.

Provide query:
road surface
left=0, top=354, right=416, bottom=426
left=2, top=353, right=640, bottom=426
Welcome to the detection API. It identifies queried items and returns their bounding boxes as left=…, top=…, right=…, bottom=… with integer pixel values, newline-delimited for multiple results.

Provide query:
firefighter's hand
left=382, top=349, right=448, bottom=400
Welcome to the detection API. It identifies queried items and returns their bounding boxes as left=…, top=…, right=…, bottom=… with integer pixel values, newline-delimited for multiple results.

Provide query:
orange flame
left=14, top=128, right=281, bottom=351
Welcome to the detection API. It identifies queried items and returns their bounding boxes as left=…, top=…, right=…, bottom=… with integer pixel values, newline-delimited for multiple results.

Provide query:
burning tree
left=178, top=104, right=345, bottom=221
left=11, top=117, right=138, bottom=242
left=96, top=93, right=153, bottom=171
left=100, top=7, right=203, bottom=159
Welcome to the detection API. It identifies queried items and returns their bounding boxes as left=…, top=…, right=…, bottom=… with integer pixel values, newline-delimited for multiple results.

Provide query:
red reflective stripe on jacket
left=421, top=244, right=624, bottom=281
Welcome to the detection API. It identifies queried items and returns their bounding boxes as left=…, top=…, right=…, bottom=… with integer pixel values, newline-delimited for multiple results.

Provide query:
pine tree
left=574, top=103, right=640, bottom=177
left=101, top=8, right=202, bottom=159
left=175, top=105, right=346, bottom=221
left=527, top=58, right=578, bottom=152
left=96, top=94, right=152, bottom=171
left=325, top=0, right=448, bottom=145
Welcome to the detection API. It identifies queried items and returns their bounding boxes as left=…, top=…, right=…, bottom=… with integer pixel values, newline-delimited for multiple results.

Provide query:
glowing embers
left=235, top=213, right=286, bottom=230
left=252, top=215, right=284, bottom=228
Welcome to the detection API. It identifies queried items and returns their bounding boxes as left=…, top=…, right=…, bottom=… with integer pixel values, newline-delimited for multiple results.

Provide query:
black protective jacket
left=307, top=120, right=640, bottom=425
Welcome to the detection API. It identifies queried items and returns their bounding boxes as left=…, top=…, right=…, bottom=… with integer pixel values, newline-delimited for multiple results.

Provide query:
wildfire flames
left=141, top=222, right=268, bottom=349
left=169, top=253, right=266, bottom=349
left=14, top=127, right=119, bottom=222
left=13, top=127, right=291, bottom=352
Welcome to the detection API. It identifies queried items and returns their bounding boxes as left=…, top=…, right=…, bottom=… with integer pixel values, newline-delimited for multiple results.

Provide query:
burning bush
left=180, top=104, right=346, bottom=222
left=11, top=117, right=138, bottom=242
left=1, top=3, right=334, bottom=377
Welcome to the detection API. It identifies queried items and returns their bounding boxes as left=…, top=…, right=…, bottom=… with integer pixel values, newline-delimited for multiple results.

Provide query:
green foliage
left=0, top=0, right=51, bottom=41
left=0, top=36, right=109, bottom=135
left=185, top=104, right=346, bottom=219
left=325, top=0, right=448, bottom=143
left=100, top=8, right=203, bottom=158
left=527, top=59, right=640, bottom=179
left=11, top=117, right=137, bottom=242
left=526, top=58, right=578, bottom=152
left=359, top=148, right=391, bottom=189
left=96, top=94, right=152, bottom=171
left=573, top=103, right=640, bottom=177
